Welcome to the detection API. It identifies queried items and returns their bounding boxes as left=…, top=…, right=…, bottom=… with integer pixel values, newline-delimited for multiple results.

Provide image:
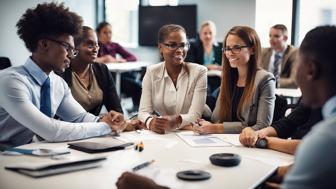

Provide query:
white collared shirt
left=322, top=95, right=336, bottom=119
left=0, top=58, right=111, bottom=146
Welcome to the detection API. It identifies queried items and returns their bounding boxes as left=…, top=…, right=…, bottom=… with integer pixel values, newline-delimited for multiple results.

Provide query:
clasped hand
left=149, top=115, right=181, bottom=134
left=99, top=110, right=126, bottom=133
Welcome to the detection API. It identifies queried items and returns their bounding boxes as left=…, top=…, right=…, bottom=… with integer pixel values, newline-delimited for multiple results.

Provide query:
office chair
left=0, top=57, right=12, bottom=70
left=273, top=94, right=290, bottom=122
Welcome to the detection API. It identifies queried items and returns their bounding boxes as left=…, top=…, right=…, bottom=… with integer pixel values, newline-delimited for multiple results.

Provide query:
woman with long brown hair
left=196, top=26, right=275, bottom=136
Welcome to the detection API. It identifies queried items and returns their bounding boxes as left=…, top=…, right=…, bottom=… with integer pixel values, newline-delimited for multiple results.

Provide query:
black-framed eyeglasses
left=161, top=42, right=190, bottom=51
left=46, top=38, right=79, bottom=58
left=222, top=45, right=251, bottom=54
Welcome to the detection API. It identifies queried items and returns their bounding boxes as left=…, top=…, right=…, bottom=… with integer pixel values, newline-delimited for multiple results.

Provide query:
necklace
left=74, top=65, right=92, bottom=89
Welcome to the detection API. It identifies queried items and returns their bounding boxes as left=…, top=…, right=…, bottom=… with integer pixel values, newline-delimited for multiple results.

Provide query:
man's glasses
left=161, top=42, right=190, bottom=51
left=223, top=45, right=251, bottom=54
left=46, top=38, right=79, bottom=58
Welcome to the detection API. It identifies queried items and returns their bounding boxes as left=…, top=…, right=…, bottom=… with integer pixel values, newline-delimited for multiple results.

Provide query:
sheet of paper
left=176, top=131, right=232, bottom=147
left=217, top=134, right=243, bottom=147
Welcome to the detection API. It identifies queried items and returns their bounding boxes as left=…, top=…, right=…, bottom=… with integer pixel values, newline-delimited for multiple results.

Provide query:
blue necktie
left=40, top=77, right=51, bottom=117
left=272, top=53, right=282, bottom=87
left=273, top=53, right=281, bottom=80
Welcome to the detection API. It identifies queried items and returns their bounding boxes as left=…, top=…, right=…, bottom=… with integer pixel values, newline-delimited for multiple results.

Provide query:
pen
left=129, top=113, right=138, bottom=120
left=152, top=110, right=161, bottom=117
left=132, top=159, right=155, bottom=171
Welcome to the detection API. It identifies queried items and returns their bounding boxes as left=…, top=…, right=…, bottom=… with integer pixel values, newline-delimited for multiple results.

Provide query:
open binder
left=5, top=156, right=106, bottom=178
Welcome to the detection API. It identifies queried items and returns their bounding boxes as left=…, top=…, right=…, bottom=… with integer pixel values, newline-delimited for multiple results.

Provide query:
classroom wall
left=180, top=0, right=256, bottom=42
left=0, top=0, right=256, bottom=66
left=0, top=0, right=96, bottom=66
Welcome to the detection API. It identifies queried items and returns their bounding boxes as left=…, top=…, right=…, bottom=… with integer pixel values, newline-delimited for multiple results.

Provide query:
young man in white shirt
left=0, top=2, right=125, bottom=147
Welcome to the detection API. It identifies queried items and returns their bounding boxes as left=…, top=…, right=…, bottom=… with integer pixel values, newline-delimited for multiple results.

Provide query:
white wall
left=129, top=0, right=256, bottom=63
left=0, top=0, right=96, bottom=66
left=180, top=0, right=256, bottom=42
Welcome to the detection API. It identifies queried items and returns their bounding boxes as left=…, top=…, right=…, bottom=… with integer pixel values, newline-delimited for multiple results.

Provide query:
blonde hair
left=218, top=26, right=261, bottom=122
left=200, top=20, right=216, bottom=35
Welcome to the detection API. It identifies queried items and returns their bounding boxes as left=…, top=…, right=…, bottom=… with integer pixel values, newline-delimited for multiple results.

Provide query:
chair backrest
left=0, top=57, right=12, bottom=70
left=273, top=94, right=288, bottom=122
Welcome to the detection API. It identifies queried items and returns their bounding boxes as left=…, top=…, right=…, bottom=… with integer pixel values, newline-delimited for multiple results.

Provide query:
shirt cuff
left=146, top=117, right=153, bottom=129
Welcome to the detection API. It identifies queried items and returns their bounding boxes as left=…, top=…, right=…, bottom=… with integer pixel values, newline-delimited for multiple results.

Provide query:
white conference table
left=106, top=61, right=153, bottom=95
left=0, top=131, right=293, bottom=189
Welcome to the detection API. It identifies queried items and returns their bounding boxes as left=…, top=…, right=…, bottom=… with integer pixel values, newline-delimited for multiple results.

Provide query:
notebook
left=68, top=139, right=134, bottom=153
left=5, top=156, right=106, bottom=178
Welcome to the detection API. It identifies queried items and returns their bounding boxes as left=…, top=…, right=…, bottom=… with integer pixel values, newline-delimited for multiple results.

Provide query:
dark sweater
left=185, top=39, right=222, bottom=65
left=272, top=104, right=323, bottom=139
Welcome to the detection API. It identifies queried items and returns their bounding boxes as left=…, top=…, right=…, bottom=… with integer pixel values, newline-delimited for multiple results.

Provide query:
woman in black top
left=185, top=21, right=222, bottom=94
left=60, top=26, right=122, bottom=115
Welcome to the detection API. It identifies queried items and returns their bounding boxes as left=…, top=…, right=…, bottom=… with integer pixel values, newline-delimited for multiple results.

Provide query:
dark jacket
left=186, top=39, right=222, bottom=65
left=272, top=104, right=323, bottom=139
left=60, top=62, right=123, bottom=115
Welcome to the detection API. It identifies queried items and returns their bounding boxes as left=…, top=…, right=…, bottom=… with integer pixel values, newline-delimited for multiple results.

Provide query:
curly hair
left=16, top=2, right=83, bottom=52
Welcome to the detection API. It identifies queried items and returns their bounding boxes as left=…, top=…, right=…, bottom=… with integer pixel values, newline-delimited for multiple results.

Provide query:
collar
left=23, top=57, right=50, bottom=86
left=322, top=95, right=336, bottom=119
left=272, top=45, right=287, bottom=57
left=163, top=62, right=187, bottom=79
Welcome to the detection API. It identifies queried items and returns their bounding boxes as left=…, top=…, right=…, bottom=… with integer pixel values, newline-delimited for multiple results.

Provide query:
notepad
left=68, top=139, right=134, bottom=153
left=5, top=156, right=106, bottom=178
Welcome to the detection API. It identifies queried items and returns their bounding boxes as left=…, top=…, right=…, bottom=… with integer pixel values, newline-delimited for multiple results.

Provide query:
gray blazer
left=211, top=69, right=276, bottom=133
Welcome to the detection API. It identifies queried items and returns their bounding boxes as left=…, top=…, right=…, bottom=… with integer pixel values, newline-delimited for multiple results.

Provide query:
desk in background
left=106, top=61, right=153, bottom=95
left=275, top=88, right=302, bottom=104
left=0, top=131, right=293, bottom=189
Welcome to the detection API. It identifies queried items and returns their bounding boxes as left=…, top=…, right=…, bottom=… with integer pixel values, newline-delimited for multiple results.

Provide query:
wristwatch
left=255, top=138, right=268, bottom=149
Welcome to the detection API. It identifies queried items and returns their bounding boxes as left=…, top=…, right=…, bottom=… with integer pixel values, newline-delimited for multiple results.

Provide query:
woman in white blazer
left=138, top=24, right=207, bottom=134
left=195, top=26, right=276, bottom=138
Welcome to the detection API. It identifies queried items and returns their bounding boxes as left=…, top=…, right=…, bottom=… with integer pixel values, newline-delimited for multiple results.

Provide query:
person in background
left=186, top=20, right=222, bottom=94
left=260, top=24, right=298, bottom=88
left=239, top=104, right=322, bottom=155
left=195, top=26, right=276, bottom=135
left=61, top=26, right=123, bottom=115
left=95, top=22, right=137, bottom=63
left=138, top=24, right=207, bottom=134
left=95, top=21, right=141, bottom=110
left=186, top=20, right=222, bottom=70
left=0, top=2, right=125, bottom=147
